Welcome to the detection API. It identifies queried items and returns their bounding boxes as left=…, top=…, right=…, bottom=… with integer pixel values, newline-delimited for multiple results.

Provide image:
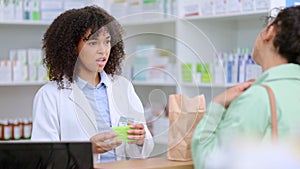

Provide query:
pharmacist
left=30, top=6, right=154, bottom=163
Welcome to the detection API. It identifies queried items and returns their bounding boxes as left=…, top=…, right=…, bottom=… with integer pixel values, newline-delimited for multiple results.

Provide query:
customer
left=31, top=6, right=154, bottom=163
left=192, top=5, right=300, bottom=169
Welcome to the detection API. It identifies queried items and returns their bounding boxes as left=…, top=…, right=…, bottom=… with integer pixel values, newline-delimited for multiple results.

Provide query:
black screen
left=0, top=141, right=93, bottom=169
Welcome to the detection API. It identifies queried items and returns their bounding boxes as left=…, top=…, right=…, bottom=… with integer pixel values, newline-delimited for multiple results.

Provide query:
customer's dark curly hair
left=266, top=6, right=300, bottom=65
left=43, top=5, right=125, bottom=88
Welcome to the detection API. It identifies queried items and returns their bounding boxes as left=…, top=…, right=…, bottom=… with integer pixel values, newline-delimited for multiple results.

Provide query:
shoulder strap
left=261, top=84, right=278, bottom=142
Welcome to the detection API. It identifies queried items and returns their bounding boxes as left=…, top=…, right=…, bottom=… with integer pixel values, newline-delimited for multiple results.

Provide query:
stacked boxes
left=0, top=48, right=47, bottom=83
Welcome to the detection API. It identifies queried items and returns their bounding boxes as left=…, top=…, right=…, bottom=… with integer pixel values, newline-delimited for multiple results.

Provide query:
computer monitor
left=0, top=141, right=93, bottom=169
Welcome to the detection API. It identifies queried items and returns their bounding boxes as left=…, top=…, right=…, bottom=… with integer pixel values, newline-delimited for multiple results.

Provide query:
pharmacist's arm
left=31, top=86, right=60, bottom=141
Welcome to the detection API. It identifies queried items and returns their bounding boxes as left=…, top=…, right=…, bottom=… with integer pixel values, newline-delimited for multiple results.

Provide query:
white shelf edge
left=0, top=139, right=31, bottom=142
left=181, top=82, right=238, bottom=88
left=0, top=10, right=267, bottom=26
left=183, top=10, right=268, bottom=21
left=121, top=17, right=176, bottom=26
left=0, top=20, right=50, bottom=26
left=132, top=81, right=238, bottom=88
left=0, top=18, right=176, bottom=27
left=132, top=81, right=176, bottom=86
left=0, top=81, right=46, bottom=86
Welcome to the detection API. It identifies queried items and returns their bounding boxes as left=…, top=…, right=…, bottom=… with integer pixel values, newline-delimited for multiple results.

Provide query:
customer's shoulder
left=236, top=84, right=270, bottom=103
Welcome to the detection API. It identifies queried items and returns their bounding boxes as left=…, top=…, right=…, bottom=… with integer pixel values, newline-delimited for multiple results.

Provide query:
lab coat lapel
left=69, top=83, right=98, bottom=138
left=107, top=77, right=120, bottom=127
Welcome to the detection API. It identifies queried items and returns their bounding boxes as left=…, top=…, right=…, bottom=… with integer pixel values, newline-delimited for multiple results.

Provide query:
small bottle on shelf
left=22, top=118, right=32, bottom=139
left=2, top=119, right=11, bottom=140
left=12, top=119, right=22, bottom=140
left=8, top=119, right=14, bottom=140
left=0, top=120, right=2, bottom=140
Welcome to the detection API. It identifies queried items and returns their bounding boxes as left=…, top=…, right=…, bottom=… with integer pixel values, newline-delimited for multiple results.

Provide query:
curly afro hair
left=43, top=5, right=125, bottom=88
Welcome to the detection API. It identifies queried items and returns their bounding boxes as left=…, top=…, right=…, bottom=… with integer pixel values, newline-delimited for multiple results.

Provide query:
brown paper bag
left=167, top=94, right=206, bottom=161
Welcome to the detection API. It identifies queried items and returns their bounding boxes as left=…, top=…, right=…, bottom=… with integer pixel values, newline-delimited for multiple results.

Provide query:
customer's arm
left=192, top=84, right=270, bottom=169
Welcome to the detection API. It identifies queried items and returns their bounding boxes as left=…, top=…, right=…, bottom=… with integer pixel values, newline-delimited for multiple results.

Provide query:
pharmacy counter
left=94, top=157, right=194, bottom=169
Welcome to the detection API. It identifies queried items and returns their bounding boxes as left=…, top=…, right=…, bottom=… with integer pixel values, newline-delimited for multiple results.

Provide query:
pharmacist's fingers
left=127, top=134, right=145, bottom=146
left=128, top=125, right=146, bottom=137
left=128, top=123, right=145, bottom=130
left=90, top=132, right=119, bottom=153
left=128, top=134, right=145, bottom=140
left=92, top=139, right=122, bottom=153
left=91, top=132, right=117, bottom=142
left=111, top=139, right=122, bottom=147
left=105, top=139, right=122, bottom=149
left=127, top=128, right=146, bottom=135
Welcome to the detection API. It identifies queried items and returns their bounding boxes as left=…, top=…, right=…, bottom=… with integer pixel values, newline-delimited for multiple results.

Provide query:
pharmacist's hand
left=127, top=122, right=146, bottom=146
left=213, top=80, right=254, bottom=109
left=90, top=132, right=122, bottom=154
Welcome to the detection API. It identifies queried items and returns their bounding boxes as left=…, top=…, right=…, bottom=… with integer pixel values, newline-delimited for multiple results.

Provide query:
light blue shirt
left=76, top=71, right=116, bottom=163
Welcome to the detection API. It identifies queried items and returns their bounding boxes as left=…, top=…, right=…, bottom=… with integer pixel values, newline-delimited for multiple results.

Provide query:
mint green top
left=192, top=64, right=300, bottom=169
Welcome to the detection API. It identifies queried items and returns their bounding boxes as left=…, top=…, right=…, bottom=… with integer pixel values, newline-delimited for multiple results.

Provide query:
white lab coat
left=31, top=75, right=154, bottom=162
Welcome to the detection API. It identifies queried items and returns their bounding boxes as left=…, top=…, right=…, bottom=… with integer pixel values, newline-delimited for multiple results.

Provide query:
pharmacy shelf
left=176, top=9, right=268, bottom=97
left=132, top=81, right=237, bottom=88
left=117, top=11, right=176, bottom=26
left=0, top=3, right=269, bottom=120
left=0, top=81, right=45, bottom=86
left=0, top=17, right=176, bottom=27
left=181, top=82, right=237, bottom=88
left=0, top=139, right=31, bottom=142
left=0, top=20, right=50, bottom=26
left=184, top=10, right=268, bottom=21
left=132, top=81, right=177, bottom=87
left=121, top=17, right=176, bottom=26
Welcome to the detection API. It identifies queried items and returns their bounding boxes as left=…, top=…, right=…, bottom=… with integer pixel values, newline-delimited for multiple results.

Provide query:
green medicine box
left=112, top=126, right=135, bottom=142
left=181, top=63, right=193, bottom=82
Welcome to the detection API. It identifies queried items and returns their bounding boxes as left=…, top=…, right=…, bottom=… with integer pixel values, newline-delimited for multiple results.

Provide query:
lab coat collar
left=75, top=71, right=110, bottom=89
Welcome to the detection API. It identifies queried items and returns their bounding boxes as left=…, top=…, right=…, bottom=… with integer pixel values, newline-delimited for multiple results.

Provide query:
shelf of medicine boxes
left=0, top=13, right=177, bottom=26
left=0, top=19, right=49, bottom=87
left=132, top=81, right=176, bottom=87
left=0, top=19, right=51, bottom=26
left=184, top=10, right=268, bottom=22
left=120, top=14, right=177, bottom=86
left=119, top=15, right=176, bottom=26
left=181, top=82, right=237, bottom=88
left=119, top=15, right=177, bottom=113
left=0, top=81, right=46, bottom=86
left=0, top=20, right=48, bottom=87
left=175, top=10, right=268, bottom=100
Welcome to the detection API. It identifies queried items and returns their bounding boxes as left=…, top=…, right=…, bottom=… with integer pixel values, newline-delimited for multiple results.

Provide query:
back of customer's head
left=269, top=5, right=300, bottom=65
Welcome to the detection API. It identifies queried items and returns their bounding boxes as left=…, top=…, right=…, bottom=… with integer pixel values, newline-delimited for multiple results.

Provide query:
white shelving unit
left=132, top=81, right=176, bottom=87
left=120, top=13, right=177, bottom=107
left=120, top=11, right=268, bottom=154
left=176, top=10, right=267, bottom=101
left=0, top=20, right=50, bottom=26
left=0, top=81, right=45, bottom=86
left=0, top=21, right=48, bottom=119
left=0, top=8, right=268, bottom=121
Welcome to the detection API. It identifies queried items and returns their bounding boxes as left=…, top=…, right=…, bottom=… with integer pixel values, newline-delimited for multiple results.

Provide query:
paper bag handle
left=261, top=84, right=278, bottom=142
